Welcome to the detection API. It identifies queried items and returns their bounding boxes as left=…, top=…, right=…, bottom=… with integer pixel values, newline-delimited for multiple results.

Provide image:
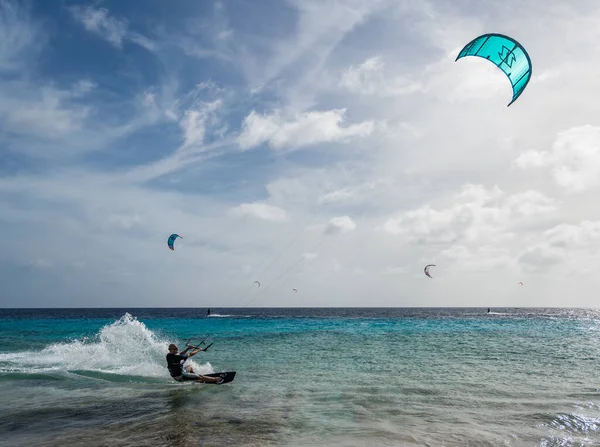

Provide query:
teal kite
left=456, top=33, right=532, bottom=106
left=167, top=234, right=181, bottom=251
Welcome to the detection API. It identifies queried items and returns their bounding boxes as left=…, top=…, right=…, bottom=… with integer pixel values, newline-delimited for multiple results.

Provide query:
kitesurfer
left=487, top=308, right=491, bottom=313
left=166, top=343, right=222, bottom=383
left=207, top=308, right=211, bottom=317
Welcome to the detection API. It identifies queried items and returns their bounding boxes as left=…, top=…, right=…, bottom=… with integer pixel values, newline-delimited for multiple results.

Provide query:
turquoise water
left=1, top=308, right=600, bottom=446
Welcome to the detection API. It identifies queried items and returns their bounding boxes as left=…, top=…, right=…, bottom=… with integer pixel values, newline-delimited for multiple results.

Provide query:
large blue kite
left=456, top=33, right=532, bottom=106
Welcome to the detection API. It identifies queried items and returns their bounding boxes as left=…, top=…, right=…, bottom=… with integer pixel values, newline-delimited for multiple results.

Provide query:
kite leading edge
left=456, top=33, right=532, bottom=106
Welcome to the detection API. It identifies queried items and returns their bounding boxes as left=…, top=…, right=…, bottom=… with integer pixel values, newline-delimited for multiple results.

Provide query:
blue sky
left=2, top=0, right=600, bottom=307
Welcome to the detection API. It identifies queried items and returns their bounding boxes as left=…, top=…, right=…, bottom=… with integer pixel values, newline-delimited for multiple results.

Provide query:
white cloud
left=544, top=220, right=600, bottom=249
left=511, top=218, right=600, bottom=274
left=105, top=214, right=143, bottom=230
left=246, top=0, right=389, bottom=93
left=229, top=202, right=288, bottom=222
left=5, top=0, right=600, bottom=307
left=381, top=185, right=557, bottom=247
left=518, top=245, right=565, bottom=270
left=129, top=33, right=158, bottom=52
left=440, top=244, right=512, bottom=272
left=340, top=56, right=423, bottom=96
left=532, top=70, right=561, bottom=84
left=0, top=84, right=91, bottom=140
left=318, top=188, right=357, bottom=205
left=237, top=108, right=375, bottom=150
left=70, top=6, right=128, bottom=47
left=331, top=259, right=343, bottom=272
left=179, top=100, right=222, bottom=148
left=516, top=125, right=600, bottom=193
left=181, top=109, right=207, bottom=147
left=383, top=265, right=405, bottom=275
left=72, top=80, right=96, bottom=96
left=505, top=190, right=559, bottom=217
left=439, top=245, right=469, bottom=261
left=324, top=216, right=356, bottom=235
left=383, top=205, right=458, bottom=242
left=0, top=0, right=42, bottom=72
left=69, top=5, right=155, bottom=51
left=514, top=150, right=549, bottom=169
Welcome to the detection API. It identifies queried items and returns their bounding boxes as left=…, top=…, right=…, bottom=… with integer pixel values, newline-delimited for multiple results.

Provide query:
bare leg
left=195, top=375, right=221, bottom=383
left=184, top=365, right=222, bottom=383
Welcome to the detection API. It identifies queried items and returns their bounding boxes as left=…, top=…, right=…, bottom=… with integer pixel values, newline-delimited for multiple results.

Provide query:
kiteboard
left=199, top=371, right=236, bottom=385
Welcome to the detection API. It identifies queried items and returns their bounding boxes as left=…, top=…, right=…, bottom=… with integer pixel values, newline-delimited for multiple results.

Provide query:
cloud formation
left=516, top=125, right=600, bottom=193
left=2, top=0, right=600, bottom=307
left=238, top=109, right=374, bottom=150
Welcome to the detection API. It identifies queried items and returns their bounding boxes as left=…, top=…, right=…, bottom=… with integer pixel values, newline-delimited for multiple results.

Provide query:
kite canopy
left=518, top=281, right=524, bottom=286
left=424, top=264, right=436, bottom=278
left=292, top=288, right=298, bottom=293
left=455, top=33, right=532, bottom=106
left=167, top=234, right=181, bottom=251
left=254, top=280, right=261, bottom=288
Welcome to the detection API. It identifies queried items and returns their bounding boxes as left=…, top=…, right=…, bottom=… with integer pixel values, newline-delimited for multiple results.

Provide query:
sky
left=1, top=0, right=600, bottom=308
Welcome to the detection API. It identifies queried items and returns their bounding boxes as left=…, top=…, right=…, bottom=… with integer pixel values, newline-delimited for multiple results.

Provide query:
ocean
left=1, top=307, right=599, bottom=446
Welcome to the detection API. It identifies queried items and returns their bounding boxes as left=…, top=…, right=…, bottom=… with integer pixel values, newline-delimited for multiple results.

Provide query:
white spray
left=0, top=313, right=214, bottom=379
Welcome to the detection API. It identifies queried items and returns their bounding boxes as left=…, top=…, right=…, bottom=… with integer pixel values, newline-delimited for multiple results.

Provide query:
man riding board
left=166, top=343, right=223, bottom=383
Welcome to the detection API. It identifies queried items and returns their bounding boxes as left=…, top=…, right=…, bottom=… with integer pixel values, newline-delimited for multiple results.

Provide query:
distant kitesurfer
left=207, top=308, right=211, bottom=317
left=166, top=344, right=222, bottom=383
left=487, top=308, right=491, bottom=313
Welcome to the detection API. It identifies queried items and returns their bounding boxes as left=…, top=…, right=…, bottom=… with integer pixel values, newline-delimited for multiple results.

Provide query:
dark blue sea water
left=1, top=307, right=600, bottom=446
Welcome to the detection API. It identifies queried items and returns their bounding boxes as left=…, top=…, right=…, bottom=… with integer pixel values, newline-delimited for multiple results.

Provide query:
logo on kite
left=424, top=264, right=435, bottom=278
left=456, top=33, right=532, bottom=106
left=498, top=45, right=517, bottom=68
left=167, top=234, right=181, bottom=251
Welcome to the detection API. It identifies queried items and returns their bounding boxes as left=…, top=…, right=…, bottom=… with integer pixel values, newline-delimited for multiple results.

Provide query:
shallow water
left=1, top=308, right=600, bottom=446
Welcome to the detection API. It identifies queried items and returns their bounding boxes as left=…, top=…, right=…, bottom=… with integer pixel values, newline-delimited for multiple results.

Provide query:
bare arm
left=187, top=347, right=205, bottom=358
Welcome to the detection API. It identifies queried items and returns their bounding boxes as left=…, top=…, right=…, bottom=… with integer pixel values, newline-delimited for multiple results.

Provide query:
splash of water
left=0, top=313, right=214, bottom=379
